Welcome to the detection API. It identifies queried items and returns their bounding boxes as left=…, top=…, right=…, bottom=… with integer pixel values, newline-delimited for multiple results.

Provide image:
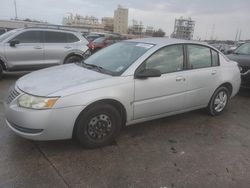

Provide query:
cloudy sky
left=1, top=0, right=250, bottom=40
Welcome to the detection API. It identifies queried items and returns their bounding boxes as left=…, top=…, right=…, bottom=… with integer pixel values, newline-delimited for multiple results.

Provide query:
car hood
left=227, top=54, right=250, bottom=66
left=16, top=64, right=111, bottom=96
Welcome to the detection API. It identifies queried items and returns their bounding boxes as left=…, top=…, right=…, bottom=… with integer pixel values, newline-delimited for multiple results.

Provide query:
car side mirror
left=136, top=68, right=161, bottom=79
left=9, top=39, right=20, bottom=47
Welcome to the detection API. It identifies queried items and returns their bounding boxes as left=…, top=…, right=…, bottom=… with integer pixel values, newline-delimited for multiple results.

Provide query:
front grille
left=7, top=87, right=20, bottom=104
left=241, top=66, right=250, bottom=74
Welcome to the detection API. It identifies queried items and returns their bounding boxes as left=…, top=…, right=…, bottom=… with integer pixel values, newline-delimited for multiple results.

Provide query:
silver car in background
left=4, top=38, right=241, bottom=148
left=0, top=27, right=90, bottom=78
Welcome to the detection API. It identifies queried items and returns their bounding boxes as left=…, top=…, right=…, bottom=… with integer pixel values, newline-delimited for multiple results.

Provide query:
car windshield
left=234, top=43, right=250, bottom=55
left=0, top=29, right=20, bottom=42
left=86, top=35, right=100, bottom=41
left=83, top=41, right=154, bottom=75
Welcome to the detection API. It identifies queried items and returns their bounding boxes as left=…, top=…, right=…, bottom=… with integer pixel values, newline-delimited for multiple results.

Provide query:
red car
left=89, top=36, right=123, bottom=53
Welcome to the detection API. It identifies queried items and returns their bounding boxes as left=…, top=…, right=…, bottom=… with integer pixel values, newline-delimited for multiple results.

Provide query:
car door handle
left=211, top=70, right=217, bottom=75
left=176, top=76, right=186, bottom=82
left=34, top=46, right=42, bottom=49
left=64, top=46, right=72, bottom=49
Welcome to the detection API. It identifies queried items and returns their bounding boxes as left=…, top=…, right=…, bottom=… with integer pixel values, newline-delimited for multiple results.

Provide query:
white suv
left=0, top=27, right=90, bottom=78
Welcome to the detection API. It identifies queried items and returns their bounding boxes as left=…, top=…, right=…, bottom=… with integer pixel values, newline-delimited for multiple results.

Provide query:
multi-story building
left=128, top=20, right=144, bottom=35
left=113, top=5, right=128, bottom=34
left=145, top=26, right=154, bottom=36
left=101, top=17, right=114, bottom=32
left=171, top=17, right=195, bottom=40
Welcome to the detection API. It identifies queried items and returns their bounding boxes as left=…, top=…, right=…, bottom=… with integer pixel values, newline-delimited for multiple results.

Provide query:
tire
left=64, top=55, right=83, bottom=64
left=207, top=86, right=230, bottom=116
left=75, top=103, right=122, bottom=148
left=0, top=64, right=3, bottom=80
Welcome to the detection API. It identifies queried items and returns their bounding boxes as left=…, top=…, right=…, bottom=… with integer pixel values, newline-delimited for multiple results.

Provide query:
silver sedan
left=4, top=38, right=241, bottom=148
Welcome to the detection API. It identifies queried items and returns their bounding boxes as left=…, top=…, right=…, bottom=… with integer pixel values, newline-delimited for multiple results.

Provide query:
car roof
left=21, top=27, right=79, bottom=34
left=127, top=37, right=208, bottom=46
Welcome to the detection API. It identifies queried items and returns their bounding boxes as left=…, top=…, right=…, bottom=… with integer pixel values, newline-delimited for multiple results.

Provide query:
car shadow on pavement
left=31, top=109, right=210, bottom=152
left=238, top=88, right=250, bottom=97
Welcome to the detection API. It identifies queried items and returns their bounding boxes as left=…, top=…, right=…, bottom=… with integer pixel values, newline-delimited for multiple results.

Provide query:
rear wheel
left=75, top=103, right=122, bottom=148
left=207, top=86, right=230, bottom=116
left=64, top=55, right=83, bottom=64
left=0, top=64, right=3, bottom=79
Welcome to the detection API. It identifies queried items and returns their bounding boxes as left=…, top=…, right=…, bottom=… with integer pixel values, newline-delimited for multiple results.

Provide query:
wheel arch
left=73, top=99, right=127, bottom=137
left=63, top=52, right=83, bottom=64
left=0, top=57, right=7, bottom=71
left=217, top=82, right=233, bottom=97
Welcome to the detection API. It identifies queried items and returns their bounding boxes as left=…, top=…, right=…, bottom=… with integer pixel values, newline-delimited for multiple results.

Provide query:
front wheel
left=64, top=55, right=83, bottom=64
left=75, top=103, right=122, bottom=148
left=207, top=86, right=230, bottom=116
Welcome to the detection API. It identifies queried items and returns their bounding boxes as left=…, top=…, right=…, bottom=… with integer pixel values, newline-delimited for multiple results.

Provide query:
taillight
left=237, top=63, right=243, bottom=72
left=87, top=42, right=94, bottom=50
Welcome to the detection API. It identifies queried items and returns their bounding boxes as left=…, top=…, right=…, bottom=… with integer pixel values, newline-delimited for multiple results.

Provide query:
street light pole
left=14, top=0, right=18, bottom=20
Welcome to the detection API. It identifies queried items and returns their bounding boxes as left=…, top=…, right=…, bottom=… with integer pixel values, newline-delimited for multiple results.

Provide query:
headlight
left=18, top=94, right=59, bottom=110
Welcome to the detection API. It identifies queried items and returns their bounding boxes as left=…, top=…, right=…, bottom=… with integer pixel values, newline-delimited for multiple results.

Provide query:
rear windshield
left=93, top=37, right=105, bottom=43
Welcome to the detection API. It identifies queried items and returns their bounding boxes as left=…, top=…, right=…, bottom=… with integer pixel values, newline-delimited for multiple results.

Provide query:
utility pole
left=14, top=0, right=18, bottom=20
left=238, top=29, right=242, bottom=41
left=235, top=29, right=239, bottom=44
left=210, top=24, right=215, bottom=40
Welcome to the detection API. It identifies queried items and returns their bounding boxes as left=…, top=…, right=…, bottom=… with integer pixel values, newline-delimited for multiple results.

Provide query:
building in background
left=114, top=5, right=128, bottom=34
left=62, top=13, right=104, bottom=32
left=171, top=17, right=195, bottom=40
left=63, top=14, right=99, bottom=25
left=102, top=17, right=114, bottom=32
left=128, top=20, right=144, bottom=35
left=145, top=26, right=154, bottom=36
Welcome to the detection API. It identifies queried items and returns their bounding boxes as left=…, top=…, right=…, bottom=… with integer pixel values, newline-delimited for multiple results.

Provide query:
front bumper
left=4, top=87, right=85, bottom=141
left=241, top=73, right=250, bottom=88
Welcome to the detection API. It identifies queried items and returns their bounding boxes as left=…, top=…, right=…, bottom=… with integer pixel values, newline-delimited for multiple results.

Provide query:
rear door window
left=211, top=49, right=219, bottom=66
left=44, top=31, right=67, bottom=43
left=188, top=45, right=212, bottom=69
left=66, top=33, right=79, bottom=43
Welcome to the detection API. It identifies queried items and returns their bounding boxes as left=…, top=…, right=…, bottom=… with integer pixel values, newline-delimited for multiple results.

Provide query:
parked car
left=85, top=34, right=104, bottom=42
left=0, top=27, right=90, bottom=78
left=4, top=38, right=241, bottom=148
left=210, top=43, right=231, bottom=54
left=227, top=42, right=250, bottom=88
left=89, top=35, right=123, bottom=53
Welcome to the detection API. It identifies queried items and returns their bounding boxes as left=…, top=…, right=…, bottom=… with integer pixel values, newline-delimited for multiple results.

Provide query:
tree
left=152, top=29, right=165, bottom=37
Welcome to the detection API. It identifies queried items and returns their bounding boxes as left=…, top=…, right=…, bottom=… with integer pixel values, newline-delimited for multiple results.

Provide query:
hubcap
left=87, top=114, right=112, bottom=140
left=214, top=91, right=227, bottom=112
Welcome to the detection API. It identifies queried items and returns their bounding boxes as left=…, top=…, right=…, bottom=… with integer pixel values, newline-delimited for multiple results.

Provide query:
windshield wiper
left=80, top=61, right=116, bottom=76
left=233, top=52, right=240, bottom=55
left=81, top=61, right=104, bottom=72
left=234, top=52, right=248, bottom=55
